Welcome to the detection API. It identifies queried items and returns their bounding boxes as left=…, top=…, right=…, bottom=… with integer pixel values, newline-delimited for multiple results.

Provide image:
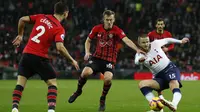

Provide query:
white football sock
left=145, top=92, right=155, bottom=102
left=172, top=92, right=182, bottom=106
left=48, top=109, right=55, bottom=112
left=12, top=108, right=18, bottom=112
left=159, top=95, right=164, bottom=99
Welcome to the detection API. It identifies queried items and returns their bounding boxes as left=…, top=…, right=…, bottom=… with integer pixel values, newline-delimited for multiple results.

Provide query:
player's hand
left=71, top=60, right=80, bottom=70
left=84, top=52, right=91, bottom=61
left=139, top=57, right=146, bottom=62
left=12, top=35, right=23, bottom=47
left=181, top=38, right=190, bottom=44
left=162, top=46, right=168, bottom=52
left=136, top=49, right=146, bottom=55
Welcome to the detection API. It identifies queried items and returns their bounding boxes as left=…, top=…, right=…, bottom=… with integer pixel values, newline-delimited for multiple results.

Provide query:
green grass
left=0, top=80, right=200, bottom=112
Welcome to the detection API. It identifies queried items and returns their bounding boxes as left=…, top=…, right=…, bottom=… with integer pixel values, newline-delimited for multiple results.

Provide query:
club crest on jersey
left=97, top=33, right=101, bottom=37
left=106, top=63, right=113, bottom=69
left=121, top=32, right=125, bottom=36
left=60, top=34, right=65, bottom=40
left=108, top=33, right=113, bottom=38
left=149, top=55, right=162, bottom=66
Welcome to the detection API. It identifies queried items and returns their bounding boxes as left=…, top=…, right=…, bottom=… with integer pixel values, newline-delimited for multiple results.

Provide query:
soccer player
left=148, top=18, right=174, bottom=52
left=135, top=34, right=189, bottom=112
left=68, top=10, right=145, bottom=111
left=148, top=18, right=174, bottom=99
left=11, top=2, right=79, bottom=112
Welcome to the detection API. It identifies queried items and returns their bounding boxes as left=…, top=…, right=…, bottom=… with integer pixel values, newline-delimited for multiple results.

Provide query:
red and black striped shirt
left=88, top=24, right=126, bottom=63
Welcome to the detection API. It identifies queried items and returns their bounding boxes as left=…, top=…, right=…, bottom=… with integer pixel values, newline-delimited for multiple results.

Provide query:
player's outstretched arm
left=12, top=16, right=30, bottom=47
left=158, top=38, right=189, bottom=47
left=56, top=42, right=80, bottom=70
left=122, top=37, right=146, bottom=55
left=84, top=37, right=92, bottom=61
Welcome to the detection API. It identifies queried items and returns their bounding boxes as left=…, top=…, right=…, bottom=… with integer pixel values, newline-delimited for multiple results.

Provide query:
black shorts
left=18, top=53, right=57, bottom=81
left=86, top=57, right=114, bottom=74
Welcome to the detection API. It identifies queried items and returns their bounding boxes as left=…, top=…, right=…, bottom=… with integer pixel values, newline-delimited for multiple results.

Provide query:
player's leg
left=170, top=80, right=182, bottom=106
left=160, top=80, right=181, bottom=112
left=139, top=79, right=165, bottom=112
left=36, top=56, right=58, bottom=112
left=12, top=54, right=32, bottom=112
left=12, top=75, right=27, bottom=112
left=68, top=66, right=93, bottom=103
left=99, top=71, right=113, bottom=111
left=69, top=57, right=100, bottom=103
left=160, top=65, right=182, bottom=112
left=46, top=79, right=57, bottom=112
left=157, top=91, right=164, bottom=99
left=138, top=79, right=160, bottom=102
left=77, top=67, right=93, bottom=93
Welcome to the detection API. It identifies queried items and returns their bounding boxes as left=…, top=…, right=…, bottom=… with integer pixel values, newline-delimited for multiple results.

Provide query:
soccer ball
left=149, top=97, right=164, bottom=111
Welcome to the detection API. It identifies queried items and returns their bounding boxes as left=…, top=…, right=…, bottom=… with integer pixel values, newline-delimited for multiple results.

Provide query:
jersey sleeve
left=134, top=53, right=145, bottom=65
left=117, top=27, right=126, bottom=39
left=29, top=14, right=44, bottom=23
left=54, top=28, right=65, bottom=42
left=88, top=26, right=98, bottom=39
left=155, top=38, right=181, bottom=47
left=166, top=32, right=174, bottom=51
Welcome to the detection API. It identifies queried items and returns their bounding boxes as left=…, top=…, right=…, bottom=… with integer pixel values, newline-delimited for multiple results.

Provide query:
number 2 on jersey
left=31, top=25, right=45, bottom=43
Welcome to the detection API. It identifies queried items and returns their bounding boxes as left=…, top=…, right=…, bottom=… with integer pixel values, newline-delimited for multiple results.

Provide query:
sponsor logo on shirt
left=149, top=54, right=163, bottom=66
left=121, top=32, right=125, bottom=36
left=99, top=39, right=112, bottom=47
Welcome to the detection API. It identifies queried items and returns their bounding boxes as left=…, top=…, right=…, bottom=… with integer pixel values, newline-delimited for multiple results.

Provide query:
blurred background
left=0, top=0, right=199, bottom=80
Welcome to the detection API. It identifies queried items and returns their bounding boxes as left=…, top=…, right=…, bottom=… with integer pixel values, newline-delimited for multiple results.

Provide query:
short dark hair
left=103, top=10, right=115, bottom=17
left=156, top=18, right=165, bottom=24
left=138, top=34, right=148, bottom=43
left=54, top=1, right=69, bottom=15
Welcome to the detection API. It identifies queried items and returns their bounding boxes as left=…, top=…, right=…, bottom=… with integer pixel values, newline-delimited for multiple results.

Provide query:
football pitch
left=0, top=80, right=199, bottom=112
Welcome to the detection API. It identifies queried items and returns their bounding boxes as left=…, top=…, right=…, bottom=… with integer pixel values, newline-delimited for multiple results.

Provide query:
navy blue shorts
left=153, top=62, right=183, bottom=91
left=18, top=53, right=57, bottom=81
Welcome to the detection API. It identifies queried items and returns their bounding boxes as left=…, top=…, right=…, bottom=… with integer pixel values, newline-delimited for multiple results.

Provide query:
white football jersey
left=135, top=38, right=182, bottom=75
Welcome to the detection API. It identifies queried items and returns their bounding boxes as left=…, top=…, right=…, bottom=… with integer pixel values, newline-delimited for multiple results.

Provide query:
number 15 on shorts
left=169, top=73, right=176, bottom=79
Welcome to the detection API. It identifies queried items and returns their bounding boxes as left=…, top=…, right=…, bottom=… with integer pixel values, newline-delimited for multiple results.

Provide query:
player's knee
left=170, top=80, right=178, bottom=84
left=138, top=80, right=149, bottom=88
left=46, top=79, right=57, bottom=87
left=138, top=81, right=144, bottom=88
left=16, top=75, right=27, bottom=87
left=104, top=72, right=113, bottom=84
left=169, top=80, right=179, bottom=90
left=104, top=76, right=112, bottom=83
left=81, top=67, right=93, bottom=77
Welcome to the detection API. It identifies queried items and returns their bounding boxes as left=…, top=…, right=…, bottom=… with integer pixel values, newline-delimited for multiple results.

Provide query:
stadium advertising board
left=134, top=72, right=200, bottom=80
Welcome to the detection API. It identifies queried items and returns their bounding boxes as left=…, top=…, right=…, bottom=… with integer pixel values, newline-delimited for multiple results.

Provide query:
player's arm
left=12, top=16, right=30, bottom=47
left=134, top=53, right=146, bottom=65
left=84, top=26, right=97, bottom=60
left=56, top=42, right=80, bottom=70
left=18, top=16, right=30, bottom=36
left=162, top=32, right=174, bottom=52
left=122, top=37, right=146, bottom=54
left=165, top=37, right=175, bottom=51
left=157, top=38, right=189, bottom=47
left=84, top=37, right=92, bottom=60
